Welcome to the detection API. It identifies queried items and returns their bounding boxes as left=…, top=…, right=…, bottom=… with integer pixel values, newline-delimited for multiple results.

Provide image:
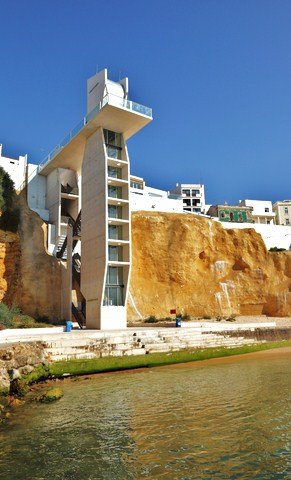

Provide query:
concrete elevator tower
left=81, top=70, right=152, bottom=329
left=33, top=69, right=152, bottom=330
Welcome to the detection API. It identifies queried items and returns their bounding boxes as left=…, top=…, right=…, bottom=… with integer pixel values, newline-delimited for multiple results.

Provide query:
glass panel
left=108, top=166, right=122, bottom=179
left=103, top=286, right=123, bottom=306
left=107, top=146, right=122, bottom=159
left=130, top=181, right=143, bottom=190
left=108, top=225, right=122, bottom=240
left=104, top=129, right=122, bottom=148
left=108, top=246, right=119, bottom=261
left=108, top=205, right=122, bottom=219
left=106, top=266, right=123, bottom=284
left=108, top=186, right=122, bottom=199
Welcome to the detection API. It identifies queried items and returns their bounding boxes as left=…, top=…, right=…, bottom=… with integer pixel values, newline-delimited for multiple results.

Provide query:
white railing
left=37, top=94, right=152, bottom=173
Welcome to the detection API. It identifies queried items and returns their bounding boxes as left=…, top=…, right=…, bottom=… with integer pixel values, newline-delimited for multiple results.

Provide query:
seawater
left=0, top=351, right=290, bottom=479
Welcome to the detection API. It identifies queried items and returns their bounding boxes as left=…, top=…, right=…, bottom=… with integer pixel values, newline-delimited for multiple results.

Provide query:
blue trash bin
left=176, top=316, right=182, bottom=328
left=65, top=320, right=73, bottom=332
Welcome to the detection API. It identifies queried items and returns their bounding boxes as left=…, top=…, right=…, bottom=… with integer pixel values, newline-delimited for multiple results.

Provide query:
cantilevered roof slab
left=39, top=98, right=152, bottom=176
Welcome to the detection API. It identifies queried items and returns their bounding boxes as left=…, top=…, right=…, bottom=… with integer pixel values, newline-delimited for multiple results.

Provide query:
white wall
left=221, top=221, right=291, bottom=250
left=27, top=164, right=49, bottom=221
left=239, top=199, right=275, bottom=223
left=130, top=191, right=184, bottom=213
left=145, top=186, right=168, bottom=198
left=0, top=146, right=27, bottom=190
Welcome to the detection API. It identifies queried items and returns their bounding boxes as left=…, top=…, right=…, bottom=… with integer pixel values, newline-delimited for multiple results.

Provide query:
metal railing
left=57, top=210, right=81, bottom=259
left=38, top=94, right=152, bottom=173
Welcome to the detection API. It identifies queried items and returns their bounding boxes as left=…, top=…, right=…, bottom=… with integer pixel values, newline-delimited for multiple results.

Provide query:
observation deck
left=38, top=93, right=152, bottom=176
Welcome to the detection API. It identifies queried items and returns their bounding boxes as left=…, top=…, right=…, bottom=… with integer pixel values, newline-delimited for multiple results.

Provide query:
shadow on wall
left=3, top=193, right=63, bottom=320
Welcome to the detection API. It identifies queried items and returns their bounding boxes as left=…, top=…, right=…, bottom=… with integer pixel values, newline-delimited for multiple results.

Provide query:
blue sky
left=0, top=0, right=290, bottom=205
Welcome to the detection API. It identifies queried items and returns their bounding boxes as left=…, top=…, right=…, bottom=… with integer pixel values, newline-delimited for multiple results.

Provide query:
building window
left=130, top=181, right=143, bottom=190
left=284, top=207, right=289, bottom=214
left=238, top=213, right=243, bottom=222
left=108, top=166, right=122, bottom=179
left=104, top=129, right=122, bottom=147
left=182, top=189, right=190, bottom=196
left=184, top=207, right=191, bottom=212
left=183, top=199, right=191, bottom=206
left=191, top=189, right=200, bottom=196
left=220, top=212, right=225, bottom=218
left=108, top=186, right=122, bottom=199
left=108, top=225, right=122, bottom=240
left=230, top=212, right=234, bottom=221
left=103, top=267, right=123, bottom=306
left=108, top=205, right=122, bottom=219
left=265, top=207, right=269, bottom=212
left=104, top=129, right=122, bottom=159
left=286, top=219, right=290, bottom=225
left=108, top=246, right=122, bottom=261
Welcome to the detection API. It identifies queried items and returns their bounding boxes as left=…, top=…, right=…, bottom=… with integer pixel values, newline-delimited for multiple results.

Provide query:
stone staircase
left=41, top=327, right=258, bottom=362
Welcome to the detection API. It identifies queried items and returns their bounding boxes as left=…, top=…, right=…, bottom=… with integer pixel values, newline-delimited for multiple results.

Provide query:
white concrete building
left=21, top=69, right=152, bottom=330
left=0, top=144, right=27, bottom=191
left=273, top=200, right=291, bottom=226
left=238, top=199, right=275, bottom=224
left=130, top=176, right=184, bottom=213
left=170, top=183, right=206, bottom=214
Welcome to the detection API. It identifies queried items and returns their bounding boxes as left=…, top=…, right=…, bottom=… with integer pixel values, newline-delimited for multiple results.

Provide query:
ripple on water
left=0, top=353, right=290, bottom=480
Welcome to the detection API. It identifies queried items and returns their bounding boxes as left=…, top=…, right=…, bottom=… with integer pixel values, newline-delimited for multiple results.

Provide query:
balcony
left=38, top=94, right=152, bottom=173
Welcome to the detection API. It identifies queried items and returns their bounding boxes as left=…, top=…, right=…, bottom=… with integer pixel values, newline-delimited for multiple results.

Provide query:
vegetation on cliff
left=0, top=167, right=19, bottom=232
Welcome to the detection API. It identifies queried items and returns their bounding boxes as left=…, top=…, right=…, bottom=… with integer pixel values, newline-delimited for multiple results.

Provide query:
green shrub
left=13, top=315, right=36, bottom=328
left=0, top=208, right=20, bottom=232
left=0, top=303, right=47, bottom=329
left=182, top=313, right=191, bottom=321
left=269, top=246, right=286, bottom=252
left=0, top=304, right=20, bottom=328
left=202, top=315, right=212, bottom=320
left=0, top=168, right=19, bottom=233
left=144, top=315, right=158, bottom=323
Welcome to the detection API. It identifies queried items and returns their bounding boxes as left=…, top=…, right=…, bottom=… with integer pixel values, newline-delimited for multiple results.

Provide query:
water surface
left=0, top=349, right=290, bottom=479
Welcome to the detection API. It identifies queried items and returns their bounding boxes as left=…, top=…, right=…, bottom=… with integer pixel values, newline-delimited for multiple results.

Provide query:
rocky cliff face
left=0, top=230, right=21, bottom=305
left=128, top=212, right=291, bottom=320
left=0, top=205, right=290, bottom=321
left=0, top=194, right=62, bottom=319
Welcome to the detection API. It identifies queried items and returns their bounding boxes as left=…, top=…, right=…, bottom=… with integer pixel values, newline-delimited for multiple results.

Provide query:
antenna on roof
left=119, top=70, right=122, bottom=81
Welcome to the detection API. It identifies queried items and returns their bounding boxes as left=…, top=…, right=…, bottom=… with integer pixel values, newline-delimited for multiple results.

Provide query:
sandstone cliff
left=128, top=212, right=291, bottom=320
left=0, top=204, right=290, bottom=321
left=0, top=194, right=62, bottom=319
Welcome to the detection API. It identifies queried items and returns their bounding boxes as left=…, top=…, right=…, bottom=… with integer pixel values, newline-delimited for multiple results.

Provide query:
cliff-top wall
left=128, top=211, right=291, bottom=320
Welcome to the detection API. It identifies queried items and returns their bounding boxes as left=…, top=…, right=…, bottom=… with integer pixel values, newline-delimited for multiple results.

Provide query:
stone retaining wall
left=1, top=324, right=289, bottom=393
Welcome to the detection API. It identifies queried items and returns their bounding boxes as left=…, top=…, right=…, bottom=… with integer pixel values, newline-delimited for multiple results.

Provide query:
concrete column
left=61, top=224, right=73, bottom=320
left=81, top=128, right=107, bottom=329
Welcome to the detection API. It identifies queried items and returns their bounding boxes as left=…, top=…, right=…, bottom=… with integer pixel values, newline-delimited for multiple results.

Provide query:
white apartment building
left=130, top=176, right=184, bottom=213
left=170, top=183, right=206, bottom=214
left=0, top=144, right=27, bottom=191
left=273, top=200, right=291, bottom=226
left=238, top=199, right=276, bottom=224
